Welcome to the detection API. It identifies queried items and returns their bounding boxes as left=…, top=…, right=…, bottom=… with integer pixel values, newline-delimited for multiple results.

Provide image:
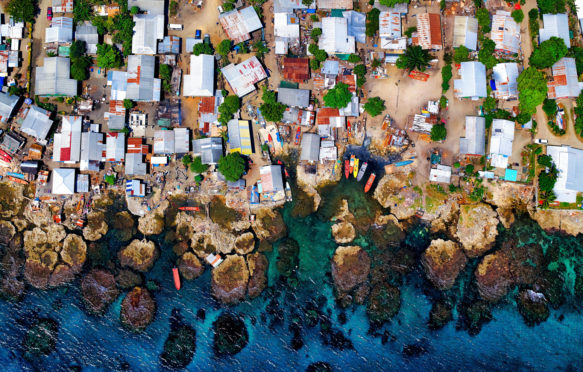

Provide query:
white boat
left=285, top=182, right=293, bottom=202
left=356, top=162, right=368, bottom=181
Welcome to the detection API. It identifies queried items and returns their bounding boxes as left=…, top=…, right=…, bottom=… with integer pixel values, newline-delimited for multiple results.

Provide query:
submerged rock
left=475, top=251, right=511, bottom=302
left=234, top=232, right=256, bottom=255
left=421, top=239, right=467, bottom=290
left=83, top=211, right=109, bottom=241
left=306, top=362, right=332, bottom=372
left=428, top=299, right=453, bottom=330
left=459, top=300, right=493, bottom=336
left=367, top=282, right=400, bottom=325
left=276, top=238, right=300, bottom=278
left=118, top=239, right=159, bottom=272
left=81, top=269, right=120, bottom=315
left=160, top=324, right=196, bottom=369
left=455, top=203, right=499, bottom=258
left=116, top=269, right=143, bottom=289
left=112, top=211, right=136, bottom=242
left=138, top=207, right=166, bottom=236
left=120, top=287, right=156, bottom=332
left=252, top=208, right=287, bottom=242
left=331, top=221, right=356, bottom=244
left=331, top=245, right=370, bottom=295
left=247, top=252, right=268, bottom=298
left=0, top=250, right=25, bottom=301
left=213, top=313, right=248, bottom=356
left=23, top=318, right=58, bottom=359
left=516, top=289, right=550, bottom=326
left=177, top=252, right=204, bottom=280
left=0, top=220, right=16, bottom=246
left=211, top=255, right=249, bottom=304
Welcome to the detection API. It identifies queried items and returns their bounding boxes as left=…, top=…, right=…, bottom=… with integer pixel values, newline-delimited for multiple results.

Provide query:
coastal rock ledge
left=118, top=239, right=159, bottom=272
left=421, top=239, right=467, bottom=290
left=331, top=245, right=370, bottom=305
left=120, top=287, right=156, bottom=332
left=211, top=255, right=249, bottom=304
left=455, top=203, right=499, bottom=258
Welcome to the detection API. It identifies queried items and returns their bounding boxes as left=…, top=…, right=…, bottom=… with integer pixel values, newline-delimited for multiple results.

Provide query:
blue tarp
left=504, top=169, right=518, bottom=182
left=490, top=79, right=496, bottom=91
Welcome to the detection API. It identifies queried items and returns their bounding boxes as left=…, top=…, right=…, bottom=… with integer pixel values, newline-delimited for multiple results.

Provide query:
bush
left=366, top=8, right=380, bottom=37
left=169, top=1, right=178, bottom=17
left=310, top=14, right=318, bottom=22
left=478, top=38, right=497, bottom=69
left=441, top=65, right=452, bottom=92
left=542, top=98, right=558, bottom=118
left=217, top=40, right=232, bottom=57
left=363, top=97, right=386, bottom=116
left=430, top=123, right=447, bottom=142
left=511, top=9, right=524, bottom=23
left=537, top=154, right=553, bottom=168
left=348, top=54, right=361, bottom=63
left=323, top=82, right=352, bottom=109
left=453, top=45, right=471, bottom=64
left=123, top=99, right=135, bottom=110
left=476, top=8, right=491, bottom=33
left=439, top=96, right=447, bottom=109
left=218, top=152, right=246, bottom=182
left=96, top=44, right=123, bottom=69
left=404, top=26, right=417, bottom=38
left=354, top=64, right=366, bottom=78
left=310, top=28, right=322, bottom=41
left=193, top=42, right=213, bottom=56
left=159, top=64, right=172, bottom=81
left=189, top=157, right=209, bottom=173
left=70, top=57, right=91, bottom=81
left=483, top=96, right=497, bottom=113
left=6, top=0, right=36, bottom=23
left=536, top=0, right=565, bottom=14
left=310, top=59, right=320, bottom=70
left=131, top=6, right=140, bottom=15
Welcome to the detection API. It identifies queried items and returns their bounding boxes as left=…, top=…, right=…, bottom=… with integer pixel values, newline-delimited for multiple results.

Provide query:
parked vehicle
left=217, top=5, right=224, bottom=13
left=195, top=29, right=202, bottom=39
left=47, top=7, right=53, bottom=21
left=534, top=138, right=548, bottom=144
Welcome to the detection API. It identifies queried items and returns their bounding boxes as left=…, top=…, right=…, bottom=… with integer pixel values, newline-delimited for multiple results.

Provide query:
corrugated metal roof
left=35, top=57, right=77, bottom=96
left=106, top=132, right=125, bottom=161
left=300, top=133, right=320, bottom=161
left=126, top=55, right=160, bottom=101
left=489, top=119, right=515, bottom=168
left=282, top=57, right=310, bottom=82
left=184, top=54, right=214, bottom=97
left=277, top=87, right=310, bottom=108
left=45, top=17, right=73, bottom=43
left=192, top=137, right=223, bottom=164
left=260, top=165, right=284, bottom=192
left=548, top=58, right=583, bottom=99
left=0, top=92, right=19, bottom=123
left=492, top=63, right=519, bottom=100
left=540, top=13, right=570, bottom=48
left=173, top=128, right=190, bottom=154
left=319, top=17, right=355, bottom=54
left=132, top=14, right=164, bottom=55
left=459, top=116, right=485, bottom=156
left=491, top=11, right=521, bottom=54
left=20, top=106, right=53, bottom=140
left=125, top=153, right=147, bottom=176
left=318, top=0, right=352, bottom=9
left=343, top=10, right=366, bottom=44
left=127, top=0, right=165, bottom=15
left=75, top=23, right=99, bottom=54
left=227, top=119, right=252, bottom=155
left=222, top=56, right=267, bottom=97
left=52, top=0, right=73, bottom=13
left=453, top=61, right=487, bottom=99
left=379, top=11, right=401, bottom=39
left=52, top=168, right=75, bottom=194
left=416, top=13, right=442, bottom=50
left=54, top=115, right=82, bottom=163
left=80, top=131, right=104, bottom=171
left=153, top=130, right=174, bottom=154
left=219, top=7, right=262, bottom=44
left=453, top=16, right=478, bottom=50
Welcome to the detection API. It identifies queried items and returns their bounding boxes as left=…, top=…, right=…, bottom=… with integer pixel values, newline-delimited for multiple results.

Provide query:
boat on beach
left=344, top=160, right=350, bottom=179
left=173, top=267, right=181, bottom=290
left=294, top=127, right=301, bottom=145
left=357, top=162, right=368, bottom=181
left=364, top=173, right=376, bottom=193
left=353, top=158, right=359, bottom=179
left=349, top=155, right=355, bottom=174
left=179, top=206, right=200, bottom=211
left=285, top=182, right=292, bottom=202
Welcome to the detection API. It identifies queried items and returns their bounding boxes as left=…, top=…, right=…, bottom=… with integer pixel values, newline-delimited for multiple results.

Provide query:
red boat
left=0, top=149, right=12, bottom=160
left=173, top=267, right=181, bottom=290
left=294, top=127, right=301, bottom=145
left=364, top=173, right=376, bottom=193
left=344, top=160, right=350, bottom=179
left=277, top=160, right=290, bottom=178
left=8, top=176, right=28, bottom=184
left=179, top=206, right=200, bottom=211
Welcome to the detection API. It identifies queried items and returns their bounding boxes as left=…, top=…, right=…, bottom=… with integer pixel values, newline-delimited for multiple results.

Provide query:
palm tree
left=396, top=46, right=434, bottom=72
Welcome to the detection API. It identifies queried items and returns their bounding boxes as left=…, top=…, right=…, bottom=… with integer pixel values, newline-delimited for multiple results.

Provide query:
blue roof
left=504, top=169, right=518, bottom=182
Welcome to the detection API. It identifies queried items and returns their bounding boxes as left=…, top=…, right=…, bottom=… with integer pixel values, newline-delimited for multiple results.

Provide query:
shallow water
left=2, top=180, right=583, bottom=371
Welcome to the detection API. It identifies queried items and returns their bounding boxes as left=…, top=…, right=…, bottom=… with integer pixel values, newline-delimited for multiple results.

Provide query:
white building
left=20, top=106, right=53, bottom=140
left=221, top=56, right=267, bottom=97
left=454, top=61, right=487, bottom=100
left=274, top=12, right=300, bottom=55
left=491, top=10, right=520, bottom=54
left=132, top=14, right=165, bottom=55
left=489, top=119, right=515, bottom=169
left=319, top=17, right=355, bottom=55
left=80, top=131, right=104, bottom=172
left=52, top=168, right=75, bottom=195
left=53, top=116, right=82, bottom=163
left=183, top=54, right=215, bottom=97
left=35, top=57, right=78, bottom=97
left=453, top=16, right=478, bottom=50
left=154, top=130, right=175, bottom=154
left=540, top=13, right=570, bottom=48
left=45, top=17, right=73, bottom=44
left=429, top=165, right=452, bottom=183
left=459, top=116, right=486, bottom=156
left=492, top=63, right=520, bottom=100
left=106, top=132, right=125, bottom=162
left=547, top=145, right=583, bottom=203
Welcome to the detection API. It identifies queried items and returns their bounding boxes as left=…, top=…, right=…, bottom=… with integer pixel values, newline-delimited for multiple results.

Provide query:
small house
left=259, top=165, right=284, bottom=193
left=35, top=57, right=78, bottom=97
left=319, top=17, right=355, bottom=55
left=547, top=58, right=583, bottom=99
left=53, top=116, right=82, bottom=163
left=222, top=56, right=267, bottom=97
left=453, top=16, right=478, bottom=51
left=174, top=128, right=190, bottom=154
left=75, top=23, right=98, bottom=54
left=300, top=132, right=320, bottom=162
left=416, top=13, right=442, bottom=50
left=20, top=106, right=53, bottom=140
left=125, top=153, right=147, bottom=176
left=183, top=54, right=215, bottom=97
left=132, top=14, right=165, bottom=55
left=45, top=17, right=73, bottom=44
left=491, top=11, right=520, bottom=54
left=459, top=116, right=486, bottom=157
left=106, top=132, right=125, bottom=162
left=282, top=57, right=310, bottom=83
left=489, top=119, right=515, bottom=169
left=80, top=131, right=104, bottom=171
left=219, top=7, right=263, bottom=44
left=153, top=130, right=175, bottom=155
left=227, top=119, right=253, bottom=155
left=277, top=87, right=310, bottom=108
left=52, top=168, right=75, bottom=195
left=454, top=61, right=487, bottom=100
left=492, top=63, right=520, bottom=100
left=540, top=13, right=570, bottom=48
left=192, top=137, right=223, bottom=164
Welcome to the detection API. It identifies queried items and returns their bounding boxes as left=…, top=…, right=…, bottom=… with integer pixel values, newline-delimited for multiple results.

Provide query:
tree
left=439, top=95, right=448, bottom=109
left=323, top=82, right=353, bottom=109
left=308, top=44, right=327, bottom=62
left=396, top=45, right=433, bottom=72
left=218, top=95, right=240, bottom=125
left=159, top=64, right=172, bottom=81
left=253, top=41, right=269, bottom=59
left=542, top=98, right=558, bottom=117
left=260, top=101, right=286, bottom=122
left=465, top=164, right=475, bottom=174
left=378, top=0, right=409, bottom=6
left=348, top=54, right=361, bottom=63
left=123, top=99, right=135, bottom=110
left=538, top=169, right=558, bottom=192
left=441, top=65, right=452, bottom=92
left=478, top=38, right=497, bottom=69
left=575, top=116, right=583, bottom=136
left=537, top=154, right=554, bottom=168
left=96, top=44, right=123, bottom=69
left=453, top=45, right=470, bottom=64
left=302, top=0, right=313, bottom=5
left=310, top=59, right=320, bottom=70
left=73, top=0, right=94, bottom=23
left=371, top=58, right=382, bottom=68
left=511, top=9, right=524, bottom=23
left=430, top=123, right=447, bottom=142
left=483, top=96, right=497, bottom=112
left=130, top=6, right=140, bottom=15
left=218, top=152, right=246, bottom=182
left=217, top=40, right=232, bottom=57
left=354, top=64, right=366, bottom=78
left=363, top=97, right=385, bottom=116
left=536, top=0, right=566, bottom=14
left=237, top=42, right=249, bottom=54
left=366, top=8, right=380, bottom=37
left=571, top=46, right=583, bottom=75
left=404, top=26, right=417, bottom=38
left=193, top=42, right=213, bottom=56
left=517, top=67, right=548, bottom=115
left=476, top=8, right=490, bottom=33
left=529, top=37, right=568, bottom=69
left=189, top=157, right=209, bottom=173
left=70, top=57, right=90, bottom=81
left=182, top=154, right=192, bottom=167
left=105, top=174, right=116, bottom=185
left=6, top=0, right=36, bottom=23
left=311, top=28, right=322, bottom=41
left=169, top=1, right=178, bottom=17
left=70, top=40, right=87, bottom=59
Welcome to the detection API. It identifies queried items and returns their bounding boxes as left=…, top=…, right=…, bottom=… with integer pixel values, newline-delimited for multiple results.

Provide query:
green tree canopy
left=453, top=45, right=470, bottom=64
left=348, top=54, right=361, bottom=63
left=517, top=67, right=548, bottom=115
left=311, top=28, right=322, bottom=41
left=218, top=152, right=246, bottom=182
left=182, top=154, right=192, bottom=166
left=253, top=41, right=269, bottom=59
left=542, top=98, right=558, bottom=117
left=323, top=82, right=353, bottom=109
left=193, top=42, right=214, bottom=56
left=159, top=64, right=172, bottom=81
left=366, top=8, right=380, bottom=37
left=123, top=99, right=135, bottom=110
left=189, top=157, right=209, bottom=173
left=70, top=57, right=91, bottom=81
left=70, top=40, right=87, bottom=59
left=396, top=45, right=433, bottom=72
left=483, top=96, right=497, bottom=112
left=354, top=64, right=366, bottom=78
left=6, top=0, right=36, bottom=23
left=363, top=97, right=386, bottom=116
left=529, top=37, right=568, bottom=69
left=476, top=8, right=490, bottom=32
left=404, top=26, right=417, bottom=38
left=218, top=95, right=240, bottom=125
left=378, top=0, right=409, bottom=6
left=441, top=64, right=452, bottom=92
left=536, top=0, right=566, bottom=14
left=96, top=44, right=123, bottom=69
left=217, top=39, right=232, bottom=56
left=130, top=6, right=140, bottom=15
left=430, top=123, right=447, bottom=142
left=73, top=0, right=94, bottom=23
left=260, top=101, right=286, bottom=122
left=478, top=38, right=497, bottom=69
left=511, top=9, right=524, bottom=23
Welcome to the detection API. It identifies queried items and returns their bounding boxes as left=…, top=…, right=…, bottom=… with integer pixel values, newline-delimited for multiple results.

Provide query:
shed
left=277, top=87, right=310, bottom=108
left=174, top=128, right=190, bottom=154
left=454, top=61, right=487, bottom=99
left=300, top=132, right=320, bottom=162
left=540, top=13, right=570, bottom=48
left=20, top=106, right=53, bottom=140
left=183, top=54, right=215, bottom=97
left=125, top=153, right=147, bottom=176
left=260, top=165, right=284, bottom=193
left=192, top=137, right=223, bottom=164
left=0, top=91, right=19, bottom=122
left=52, top=168, right=75, bottom=195
left=106, top=132, right=125, bottom=162
left=222, top=56, right=267, bottom=97
left=459, top=116, right=486, bottom=156
left=153, top=130, right=175, bottom=154
left=319, top=17, right=355, bottom=55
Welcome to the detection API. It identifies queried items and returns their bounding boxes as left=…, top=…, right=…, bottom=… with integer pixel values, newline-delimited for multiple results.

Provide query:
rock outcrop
left=234, top=232, right=255, bottom=255
left=211, top=255, right=249, bottom=304
left=331, top=246, right=370, bottom=297
left=213, top=313, right=248, bottom=356
left=421, top=239, right=467, bottom=290
left=367, top=282, right=400, bottom=325
left=252, top=208, right=287, bottom=242
left=331, top=222, right=356, bottom=244
left=83, top=211, right=108, bottom=241
left=531, top=210, right=583, bottom=237
left=137, top=201, right=167, bottom=235
left=81, top=269, right=120, bottom=314
left=120, top=287, right=156, bottom=332
left=516, top=289, right=550, bottom=326
left=0, top=220, right=16, bottom=246
left=111, top=211, right=136, bottom=242
left=247, top=252, right=268, bottom=298
left=455, top=203, right=499, bottom=257
left=118, top=239, right=159, bottom=272
left=475, top=251, right=511, bottom=302
left=177, top=252, right=204, bottom=280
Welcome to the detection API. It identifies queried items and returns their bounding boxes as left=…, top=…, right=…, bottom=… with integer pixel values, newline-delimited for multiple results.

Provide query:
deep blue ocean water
left=2, top=180, right=583, bottom=371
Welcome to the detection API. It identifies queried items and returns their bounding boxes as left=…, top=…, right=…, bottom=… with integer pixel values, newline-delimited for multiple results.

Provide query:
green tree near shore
left=323, top=82, right=352, bottom=109
left=396, top=46, right=433, bottom=72
left=517, top=67, right=548, bottom=115
left=218, top=152, right=246, bottom=182
left=363, top=97, right=386, bottom=117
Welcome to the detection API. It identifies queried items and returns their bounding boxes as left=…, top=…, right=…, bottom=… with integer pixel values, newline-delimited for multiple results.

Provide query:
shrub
left=441, top=65, right=452, bottom=92
left=511, top=9, right=524, bottom=23
left=430, top=123, right=447, bottom=142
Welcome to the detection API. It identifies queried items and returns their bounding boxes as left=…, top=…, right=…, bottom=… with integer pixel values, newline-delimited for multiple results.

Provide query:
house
left=222, top=56, right=267, bottom=97
left=219, top=7, right=263, bottom=44
left=379, top=11, right=402, bottom=46
left=547, top=58, right=583, bottom=99
left=132, top=14, right=165, bottom=55
left=126, top=55, right=161, bottom=101
left=492, top=63, right=520, bottom=100
left=174, top=128, right=189, bottom=154
left=282, top=57, right=310, bottom=83
left=75, top=23, right=98, bottom=54
left=454, top=61, right=487, bottom=100
left=20, top=106, right=53, bottom=140
left=274, top=0, right=313, bottom=12
left=489, top=119, right=515, bottom=169
left=282, top=107, right=315, bottom=126
left=198, top=92, right=222, bottom=135
left=126, top=179, right=146, bottom=197
left=183, top=54, right=215, bottom=97
left=45, top=17, right=73, bottom=44
left=125, top=153, right=147, bottom=176
left=318, top=0, right=352, bottom=9
left=127, top=0, right=165, bottom=15
left=154, top=130, right=174, bottom=154
left=107, top=70, right=127, bottom=100
left=52, top=0, right=74, bottom=13
left=278, top=87, right=310, bottom=108
left=416, top=13, right=442, bottom=50
left=0, top=51, right=18, bottom=76
left=227, top=119, right=253, bottom=155
left=0, top=92, right=20, bottom=123
left=546, top=145, right=583, bottom=203
left=274, top=13, right=300, bottom=54
left=158, top=35, right=181, bottom=54
left=576, top=0, right=583, bottom=33
left=80, top=131, right=104, bottom=171
left=339, top=95, right=359, bottom=117
left=53, top=116, right=82, bottom=163
left=453, top=16, right=478, bottom=51
left=1, top=132, right=25, bottom=153
left=373, top=0, right=408, bottom=13
left=319, top=17, right=355, bottom=55
left=127, top=137, right=148, bottom=154
left=343, top=11, right=366, bottom=44
left=106, top=132, right=125, bottom=162
left=459, top=116, right=486, bottom=156
left=0, top=20, right=24, bottom=41
left=429, top=165, right=452, bottom=183
left=52, top=168, right=75, bottom=195
left=106, top=100, right=126, bottom=130
left=319, top=139, right=337, bottom=161
left=192, top=137, right=223, bottom=164
left=93, top=3, right=121, bottom=17
left=317, top=107, right=345, bottom=138
left=260, top=165, right=284, bottom=193
left=300, top=132, right=320, bottom=162
left=491, top=11, right=520, bottom=54
left=35, top=57, right=78, bottom=97
left=540, top=13, right=570, bottom=48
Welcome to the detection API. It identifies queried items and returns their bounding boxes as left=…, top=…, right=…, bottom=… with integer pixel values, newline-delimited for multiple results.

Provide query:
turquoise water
left=2, top=182, right=583, bottom=370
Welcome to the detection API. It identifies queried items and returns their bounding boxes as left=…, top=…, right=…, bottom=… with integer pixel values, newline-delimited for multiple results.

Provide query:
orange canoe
left=364, top=173, right=376, bottom=193
left=173, top=267, right=181, bottom=290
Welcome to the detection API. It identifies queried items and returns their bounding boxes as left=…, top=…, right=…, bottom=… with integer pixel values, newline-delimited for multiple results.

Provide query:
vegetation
left=159, top=64, right=173, bottom=94
left=323, top=82, right=353, bottom=109
left=517, top=67, right=547, bottom=115
left=542, top=99, right=558, bottom=118
left=217, top=40, right=232, bottom=58
left=69, top=41, right=91, bottom=81
left=302, top=0, right=313, bottom=5
left=570, top=46, right=583, bottom=75
left=478, top=38, right=497, bottom=69
left=469, top=185, right=485, bottom=202
left=253, top=41, right=269, bottom=59
left=74, top=0, right=94, bottom=23
left=511, top=9, right=524, bottom=23
left=483, top=96, right=497, bottom=113
left=193, top=42, right=214, bottom=56
left=537, top=154, right=559, bottom=209
left=396, top=46, right=433, bottom=72
left=574, top=91, right=583, bottom=137
left=169, top=1, right=178, bottom=17
left=430, top=123, right=447, bottom=142
left=365, top=9, right=380, bottom=37
left=536, top=0, right=566, bottom=14
left=529, top=37, right=568, bottom=69
left=308, top=44, right=328, bottom=62
left=439, top=95, right=448, bottom=109
left=453, top=45, right=471, bottom=64
left=310, top=59, right=320, bottom=70
left=310, top=14, right=318, bottom=22
left=123, top=99, right=135, bottom=110
left=96, top=44, right=123, bottom=69
left=528, top=9, right=540, bottom=41
left=218, top=95, right=240, bottom=126
left=378, top=0, right=409, bottom=6
left=6, top=0, right=36, bottom=23
left=311, top=28, right=322, bottom=41
left=476, top=8, right=491, bottom=33
left=441, top=65, right=452, bottom=92
left=404, top=26, right=417, bottom=38
left=348, top=54, right=361, bottom=63
left=363, top=97, right=386, bottom=116
left=236, top=42, right=249, bottom=54
left=260, top=86, right=287, bottom=122
left=547, top=120, right=566, bottom=136
left=218, top=152, right=246, bottom=182
left=187, top=156, right=209, bottom=173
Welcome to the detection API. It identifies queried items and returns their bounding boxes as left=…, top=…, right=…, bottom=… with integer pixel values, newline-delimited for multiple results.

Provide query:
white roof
left=106, top=132, right=125, bottom=162
left=453, top=16, right=478, bottom=50
left=492, top=63, right=519, bottom=100
left=319, top=17, right=355, bottom=55
left=275, top=38, right=289, bottom=55
left=174, top=128, right=189, bottom=154
left=274, top=12, right=300, bottom=39
left=540, top=13, right=570, bottom=48
left=53, top=116, right=82, bottom=163
left=80, top=131, right=104, bottom=171
left=154, top=130, right=175, bottom=154
left=547, top=145, right=583, bottom=203
left=454, top=61, right=487, bottom=99
left=132, top=14, right=165, bottom=55
left=20, top=106, right=53, bottom=140
left=460, top=116, right=486, bottom=156
left=125, top=153, right=147, bottom=176
left=222, top=56, right=267, bottom=97
left=429, top=165, right=452, bottom=183
left=183, top=54, right=215, bottom=97
left=45, top=17, right=73, bottom=43
left=489, top=119, right=515, bottom=168
left=52, top=168, right=75, bottom=195
left=128, top=0, right=165, bottom=15
left=219, top=7, right=262, bottom=44
left=0, top=92, right=19, bottom=123
left=126, top=55, right=161, bottom=101
left=35, top=57, right=78, bottom=97
left=379, top=12, right=401, bottom=39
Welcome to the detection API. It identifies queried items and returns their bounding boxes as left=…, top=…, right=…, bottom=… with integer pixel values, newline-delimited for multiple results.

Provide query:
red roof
left=337, top=74, right=356, bottom=92
left=282, top=57, right=310, bottom=83
left=316, top=108, right=340, bottom=125
left=127, top=137, right=144, bottom=154
left=429, top=14, right=442, bottom=48
left=199, top=96, right=216, bottom=114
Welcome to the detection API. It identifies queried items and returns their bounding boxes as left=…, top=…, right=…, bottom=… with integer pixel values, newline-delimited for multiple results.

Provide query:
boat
left=349, top=155, right=355, bottom=174
left=353, top=158, right=359, bottom=179
left=285, top=182, right=293, bottom=202
left=8, top=176, right=28, bottom=184
left=179, top=206, right=200, bottom=211
left=344, top=160, right=350, bottom=179
left=364, top=173, right=376, bottom=193
left=294, top=127, right=301, bottom=145
left=0, top=149, right=12, bottom=162
left=172, top=267, right=181, bottom=290
left=333, top=159, right=341, bottom=175
left=357, top=162, right=368, bottom=181
left=75, top=218, right=85, bottom=228
left=7, top=172, right=25, bottom=179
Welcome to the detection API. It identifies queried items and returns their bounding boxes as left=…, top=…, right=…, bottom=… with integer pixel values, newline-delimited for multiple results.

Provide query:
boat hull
left=357, top=162, right=368, bottom=181
left=364, top=173, right=376, bottom=193
left=344, top=160, right=349, bottom=179
left=173, top=267, right=181, bottom=290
